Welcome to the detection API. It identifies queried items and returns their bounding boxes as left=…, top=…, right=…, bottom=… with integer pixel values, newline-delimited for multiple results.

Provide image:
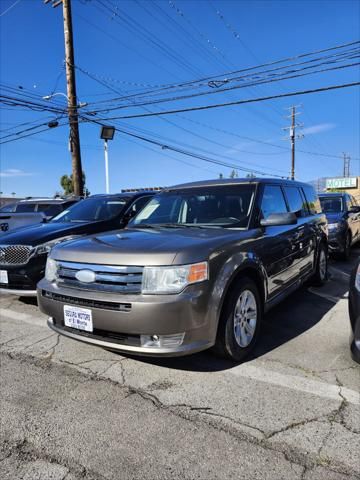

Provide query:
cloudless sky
left=1, top=0, right=359, bottom=197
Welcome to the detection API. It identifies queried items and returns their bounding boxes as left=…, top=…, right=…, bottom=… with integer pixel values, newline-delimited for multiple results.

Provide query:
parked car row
left=0, top=196, right=80, bottom=235
left=0, top=178, right=359, bottom=363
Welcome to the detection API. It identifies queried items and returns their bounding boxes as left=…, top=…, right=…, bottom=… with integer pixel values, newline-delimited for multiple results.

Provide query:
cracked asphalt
left=0, top=248, right=359, bottom=479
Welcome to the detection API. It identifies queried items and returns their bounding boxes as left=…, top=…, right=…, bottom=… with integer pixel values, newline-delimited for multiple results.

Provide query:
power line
left=89, top=81, right=360, bottom=120
left=82, top=58, right=360, bottom=113
left=81, top=40, right=360, bottom=108
left=0, top=0, right=21, bottom=17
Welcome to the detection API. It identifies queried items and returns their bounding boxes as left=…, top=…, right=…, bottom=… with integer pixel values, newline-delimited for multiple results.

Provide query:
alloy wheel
left=233, top=290, right=257, bottom=348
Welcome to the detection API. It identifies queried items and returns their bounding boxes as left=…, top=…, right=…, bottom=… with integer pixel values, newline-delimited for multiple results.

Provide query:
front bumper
left=327, top=229, right=346, bottom=253
left=0, top=255, right=46, bottom=295
left=349, top=286, right=360, bottom=364
left=0, top=287, right=37, bottom=297
left=37, top=278, right=215, bottom=357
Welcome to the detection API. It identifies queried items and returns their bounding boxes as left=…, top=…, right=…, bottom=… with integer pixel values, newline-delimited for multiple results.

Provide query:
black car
left=319, top=193, right=360, bottom=259
left=349, top=259, right=360, bottom=363
left=0, top=192, right=154, bottom=296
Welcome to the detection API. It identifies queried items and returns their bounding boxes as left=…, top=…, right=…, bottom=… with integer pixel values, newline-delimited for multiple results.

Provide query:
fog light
left=140, top=333, right=185, bottom=348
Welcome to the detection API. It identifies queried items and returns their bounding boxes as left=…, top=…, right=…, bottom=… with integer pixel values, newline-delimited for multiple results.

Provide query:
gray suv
left=38, top=179, right=328, bottom=361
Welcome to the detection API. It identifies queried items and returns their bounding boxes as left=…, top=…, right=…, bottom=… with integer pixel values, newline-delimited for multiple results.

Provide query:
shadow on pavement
left=130, top=255, right=355, bottom=373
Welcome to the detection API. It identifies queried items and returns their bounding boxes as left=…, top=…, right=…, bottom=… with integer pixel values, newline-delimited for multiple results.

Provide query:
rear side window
left=260, top=185, right=288, bottom=220
left=16, top=203, right=36, bottom=213
left=284, top=187, right=308, bottom=217
left=302, top=186, right=321, bottom=215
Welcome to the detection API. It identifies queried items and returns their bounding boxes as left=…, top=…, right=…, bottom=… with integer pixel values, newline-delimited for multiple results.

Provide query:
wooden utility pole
left=283, top=106, right=304, bottom=180
left=45, top=0, right=83, bottom=196
left=290, top=106, right=295, bottom=181
left=342, top=152, right=351, bottom=177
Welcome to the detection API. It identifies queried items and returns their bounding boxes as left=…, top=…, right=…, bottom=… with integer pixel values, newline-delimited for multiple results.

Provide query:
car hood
left=0, top=221, right=97, bottom=246
left=324, top=212, right=345, bottom=224
left=51, top=227, right=258, bottom=266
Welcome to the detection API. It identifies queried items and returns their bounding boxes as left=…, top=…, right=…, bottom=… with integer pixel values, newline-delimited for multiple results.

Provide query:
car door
left=350, top=196, right=360, bottom=242
left=283, top=186, right=315, bottom=277
left=257, top=184, right=300, bottom=298
left=346, top=195, right=358, bottom=244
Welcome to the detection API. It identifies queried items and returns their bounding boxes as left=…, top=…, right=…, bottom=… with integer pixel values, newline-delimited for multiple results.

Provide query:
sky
left=0, top=0, right=359, bottom=197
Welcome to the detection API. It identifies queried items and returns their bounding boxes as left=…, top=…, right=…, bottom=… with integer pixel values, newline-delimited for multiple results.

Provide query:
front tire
left=313, top=242, right=328, bottom=286
left=213, top=277, right=262, bottom=362
left=340, top=232, right=351, bottom=261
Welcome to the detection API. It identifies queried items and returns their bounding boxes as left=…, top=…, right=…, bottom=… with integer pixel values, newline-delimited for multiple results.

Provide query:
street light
left=100, top=126, right=115, bottom=194
left=42, top=92, right=87, bottom=108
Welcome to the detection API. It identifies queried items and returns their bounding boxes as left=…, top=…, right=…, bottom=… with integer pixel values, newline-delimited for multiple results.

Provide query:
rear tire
left=213, top=277, right=262, bottom=362
left=313, top=242, right=328, bottom=286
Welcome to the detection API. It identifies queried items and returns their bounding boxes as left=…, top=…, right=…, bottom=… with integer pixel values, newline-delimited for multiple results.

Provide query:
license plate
left=0, top=270, right=8, bottom=284
left=64, top=305, right=93, bottom=332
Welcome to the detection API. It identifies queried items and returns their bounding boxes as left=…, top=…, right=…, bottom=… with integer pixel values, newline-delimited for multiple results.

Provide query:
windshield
left=319, top=196, right=344, bottom=213
left=51, top=197, right=128, bottom=223
left=130, top=185, right=256, bottom=228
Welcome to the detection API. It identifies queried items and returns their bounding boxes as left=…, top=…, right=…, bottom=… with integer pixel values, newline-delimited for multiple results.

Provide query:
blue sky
left=1, top=0, right=359, bottom=197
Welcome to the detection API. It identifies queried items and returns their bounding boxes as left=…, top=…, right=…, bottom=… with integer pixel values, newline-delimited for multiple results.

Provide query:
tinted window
left=16, top=203, right=36, bottom=213
left=284, top=187, right=308, bottom=217
left=38, top=204, right=63, bottom=217
left=51, top=197, right=128, bottom=223
left=303, top=186, right=322, bottom=215
left=0, top=203, right=17, bottom=213
left=128, top=196, right=152, bottom=216
left=319, top=196, right=343, bottom=213
left=260, top=185, right=288, bottom=220
left=132, top=185, right=256, bottom=228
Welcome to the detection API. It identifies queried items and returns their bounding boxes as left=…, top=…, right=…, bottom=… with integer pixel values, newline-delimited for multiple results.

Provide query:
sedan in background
left=0, top=192, right=154, bottom=296
left=349, top=259, right=360, bottom=363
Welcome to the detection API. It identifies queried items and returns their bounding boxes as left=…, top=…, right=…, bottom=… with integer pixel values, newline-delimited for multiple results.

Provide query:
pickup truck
left=0, top=198, right=79, bottom=235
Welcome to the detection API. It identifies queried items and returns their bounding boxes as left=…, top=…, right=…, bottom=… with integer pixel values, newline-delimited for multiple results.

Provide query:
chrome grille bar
left=56, top=261, right=144, bottom=294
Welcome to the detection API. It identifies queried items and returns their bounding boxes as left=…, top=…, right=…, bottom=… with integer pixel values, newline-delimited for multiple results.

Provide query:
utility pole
left=343, top=152, right=351, bottom=177
left=283, top=105, right=304, bottom=180
left=44, top=0, right=83, bottom=196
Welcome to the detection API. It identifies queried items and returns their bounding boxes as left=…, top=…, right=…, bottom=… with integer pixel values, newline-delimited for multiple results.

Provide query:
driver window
left=261, top=185, right=288, bottom=221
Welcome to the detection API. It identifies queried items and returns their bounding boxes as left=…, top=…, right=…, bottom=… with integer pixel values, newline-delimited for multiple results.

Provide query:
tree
left=229, top=169, right=238, bottom=179
left=60, top=171, right=89, bottom=196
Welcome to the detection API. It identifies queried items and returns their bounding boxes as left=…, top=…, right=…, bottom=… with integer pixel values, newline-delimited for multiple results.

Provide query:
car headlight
left=34, top=235, right=81, bottom=256
left=328, top=223, right=340, bottom=231
left=45, top=257, right=58, bottom=282
left=355, top=265, right=360, bottom=292
left=142, top=262, right=208, bottom=294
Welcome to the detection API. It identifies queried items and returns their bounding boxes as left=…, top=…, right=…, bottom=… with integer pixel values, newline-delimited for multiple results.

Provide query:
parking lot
left=0, top=248, right=359, bottom=480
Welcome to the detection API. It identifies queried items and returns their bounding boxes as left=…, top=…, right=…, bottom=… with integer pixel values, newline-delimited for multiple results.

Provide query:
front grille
left=56, top=261, right=144, bottom=294
left=0, top=245, right=33, bottom=266
left=42, top=290, right=132, bottom=312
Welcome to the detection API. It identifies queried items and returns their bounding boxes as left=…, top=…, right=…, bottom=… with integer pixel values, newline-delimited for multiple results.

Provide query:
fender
left=206, top=252, right=268, bottom=344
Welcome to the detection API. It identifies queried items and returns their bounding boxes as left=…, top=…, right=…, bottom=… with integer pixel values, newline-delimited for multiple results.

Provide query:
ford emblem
left=75, top=269, right=96, bottom=283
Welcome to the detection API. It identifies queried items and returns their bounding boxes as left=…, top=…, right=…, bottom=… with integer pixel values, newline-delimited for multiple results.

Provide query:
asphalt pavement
left=0, top=247, right=359, bottom=480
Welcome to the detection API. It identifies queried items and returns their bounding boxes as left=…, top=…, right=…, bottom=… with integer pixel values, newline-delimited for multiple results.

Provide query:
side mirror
left=349, top=206, right=360, bottom=214
left=260, top=212, right=298, bottom=227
